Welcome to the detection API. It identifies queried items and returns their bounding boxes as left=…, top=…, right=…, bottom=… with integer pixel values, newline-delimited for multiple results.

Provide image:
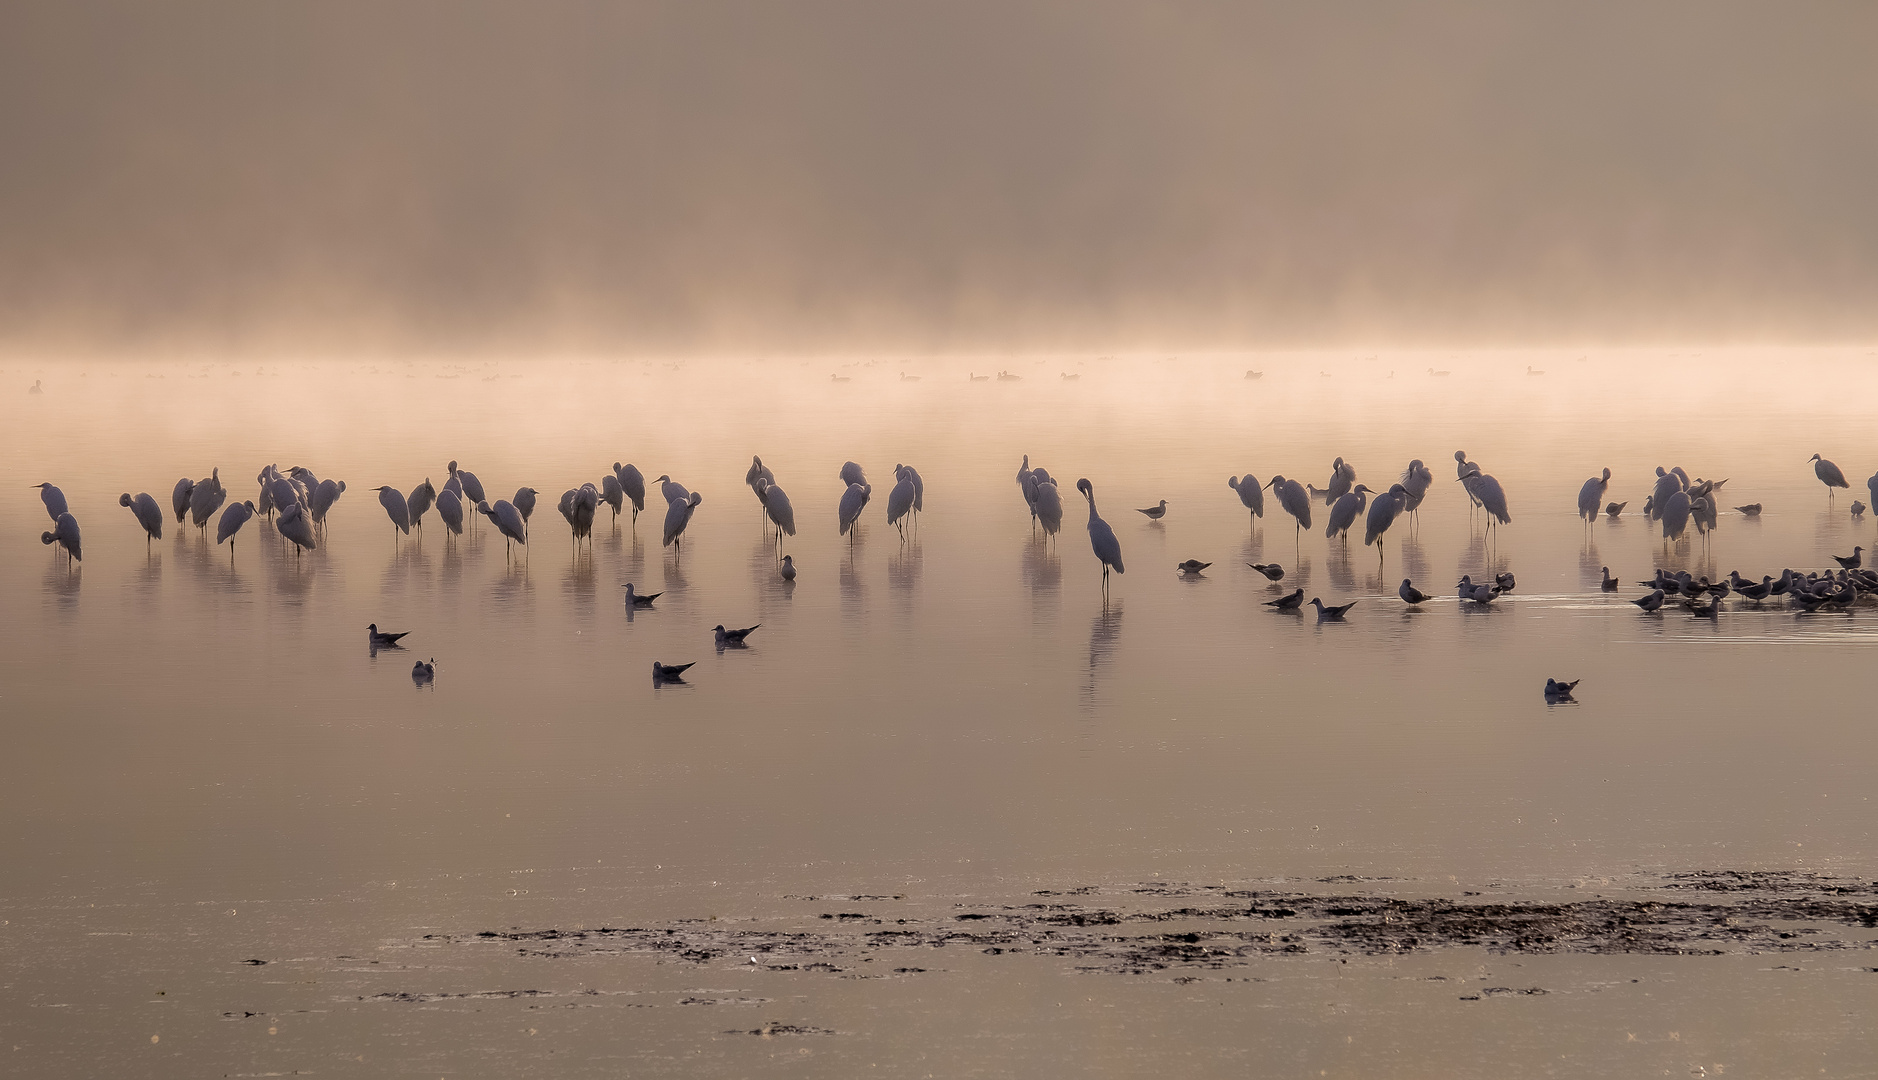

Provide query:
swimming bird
left=1310, top=597, right=1356, bottom=620
left=1601, top=566, right=1619, bottom=591
left=1631, top=589, right=1666, bottom=612
left=475, top=499, right=527, bottom=552
left=28, top=379, right=41, bottom=393
left=616, top=464, right=646, bottom=524
left=41, top=512, right=81, bottom=564
left=276, top=503, right=317, bottom=553
left=1605, top=501, right=1627, bottom=518
left=1811, top=453, right=1849, bottom=500
left=713, top=623, right=760, bottom=646
left=1578, top=468, right=1611, bottom=523
left=1427, top=367, right=1449, bottom=377
left=1854, top=501, right=1868, bottom=518
left=407, top=479, right=436, bottom=533
left=1265, top=475, right=1312, bottom=540
left=1732, top=503, right=1761, bottom=517
left=121, top=492, right=163, bottom=543
left=830, top=373, right=851, bottom=382
left=1543, top=678, right=1578, bottom=702
left=311, top=479, right=345, bottom=525
left=1399, top=579, right=1430, bottom=605
left=969, top=372, right=990, bottom=382
left=887, top=469, right=917, bottom=538
left=1135, top=499, right=1168, bottom=521
left=662, top=491, right=702, bottom=557
left=1833, top=547, right=1863, bottom=570
left=997, top=370, right=1022, bottom=381
left=1264, top=588, right=1304, bottom=611
left=1528, top=365, right=1545, bottom=376
left=838, top=483, right=870, bottom=537
left=32, top=482, right=67, bottom=522
left=1077, top=478, right=1125, bottom=591
left=902, top=371, right=921, bottom=381
left=374, top=485, right=412, bottom=538
left=1033, top=480, right=1064, bottom=538
left=1494, top=572, right=1516, bottom=593
left=436, top=489, right=464, bottom=538
left=1061, top=372, right=1078, bottom=381
left=1248, top=562, right=1284, bottom=581
left=412, top=659, right=435, bottom=683
left=621, top=583, right=661, bottom=606
left=1176, top=560, right=1211, bottom=574
left=513, top=487, right=538, bottom=524
left=367, top=624, right=410, bottom=648
left=215, top=500, right=256, bottom=550
left=1227, top=474, right=1265, bottom=525
left=652, top=661, right=695, bottom=683
left=1245, top=370, right=1264, bottom=379
left=1325, top=485, right=1371, bottom=543
left=780, top=554, right=797, bottom=582
left=172, top=477, right=195, bottom=523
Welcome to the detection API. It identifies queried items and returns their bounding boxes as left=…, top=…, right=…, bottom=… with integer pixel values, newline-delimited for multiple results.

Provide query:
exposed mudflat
left=392, top=872, right=1877, bottom=981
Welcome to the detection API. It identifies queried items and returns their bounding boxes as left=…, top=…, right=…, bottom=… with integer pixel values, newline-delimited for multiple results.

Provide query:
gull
left=1601, top=567, right=1619, bottom=591
left=32, top=482, right=67, bottom=521
left=41, top=512, right=81, bottom=564
left=1175, top=560, right=1211, bottom=575
left=1854, top=501, right=1868, bottom=518
left=1631, top=589, right=1666, bottom=612
left=1248, top=562, right=1284, bottom=581
left=1136, top=500, right=1168, bottom=521
left=1605, top=501, right=1627, bottom=518
left=1398, top=579, right=1430, bottom=605
left=1227, top=474, right=1265, bottom=525
left=713, top=624, right=759, bottom=647
left=1543, top=678, right=1579, bottom=703
left=121, top=492, right=163, bottom=544
left=621, top=583, right=661, bottom=606
left=1833, top=547, right=1862, bottom=570
left=1310, top=597, right=1356, bottom=620
left=1811, top=453, right=1850, bottom=500
left=652, top=661, right=695, bottom=683
left=780, top=554, right=797, bottom=582
left=1578, top=468, right=1611, bottom=523
left=1494, top=572, right=1516, bottom=593
left=412, top=659, right=435, bottom=683
left=1264, top=588, right=1304, bottom=611
left=1736, top=575, right=1774, bottom=602
left=1734, top=503, right=1762, bottom=517
left=367, top=624, right=410, bottom=648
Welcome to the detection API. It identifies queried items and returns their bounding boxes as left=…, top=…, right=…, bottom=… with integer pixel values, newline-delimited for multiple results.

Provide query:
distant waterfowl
left=41, top=512, right=81, bottom=564
left=1605, top=501, right=1627, bottom=518
left=652, top=661, right=695, bottom=683
left=1631, top=589, right=1666, bottom=612
left=1811, top=453, right=1850, bottom=500
left=367, top=624, right=410, bottom=648
left=1176, top=560, right=1211, bottom=574
left=1427, top=367, right=1450, bottom=377
left=1265, top=587, right=1304, bottom=611
left=215, top=500, right=256, bottom=551
left=1399, top=579, right=1430, bottom=605
left=1578, top=468, right=1611, bottom=523
left=621, top=583, right=661, bottom=606
left=276, top=503, right=317, bottom=553
left=1077, top=479, right=1125, bottom=592
left=1227, top=474, right=1265, bottom=524
left=1601, top=567, right=1619, bottom=591
left=969, top=373, right=990, bottom=382
left=830, top=373, right=851, bottom=382
left=997, top=370, right=1022, bottom=381
left=1136, top=500, right=1168, bottom=521
left=1244, top=370, right=1263, bottom=379
left=1833, top=547, right=1863, bottom=570
left=1310, top=597, right=1356, bottom=620
left=780, top=554, right=797, bottom=582
left=120, top=492, right=163, bottom=543
left=1248, top=562, right=1284, bottom=582
left=475, top=499, right=527, bottom=552
left=1061, top=372, right=1079, bottom=381
left=1527, top=365, right=1545, bottom=376
left=28, top=379, right=42, bottom=393
left=412, top=659, right=435, bottom=683
left=901, top=372, right=921, bottom=381
left=713, top=624, right=760, bottom=647
left=1543, top=678, right=1578, bottom=702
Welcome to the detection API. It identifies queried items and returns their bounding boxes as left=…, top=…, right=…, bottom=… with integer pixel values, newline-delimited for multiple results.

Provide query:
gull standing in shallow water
left=1264, top=587, right=1304, bottom=611
left=1136, top=500, right=1168, bottom=522
left=1248, top=562, right=1284, bottom=581
left=1077, top=478, right=1124, bottom=595
left=780, top=554, right=797, bottom=583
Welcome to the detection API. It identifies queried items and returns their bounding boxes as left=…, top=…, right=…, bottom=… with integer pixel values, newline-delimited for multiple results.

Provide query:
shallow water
left=3, top=350, right=1876, bottom=1076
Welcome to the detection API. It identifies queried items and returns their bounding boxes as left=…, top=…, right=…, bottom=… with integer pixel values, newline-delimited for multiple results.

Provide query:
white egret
left=1321, top=458, right=1355, bottom=504
left=663, top=490, right=702, bottom=558
left=615, top=464, right=646, bottom=524
left=449, top=461, right=486, bottom=506
left=761, top=480, right=797, bottom=548
left=905, top=465, right=924, bottom=516
left=1810, top=453, right=1850, bottom=500
left=886, top=469, right=916, bottom=538
left=407, top=479, right=436, bottom=533
left=436, top=488, right=464, bottom=538
left=189, top=468, right=226, bottom=530
left=1578, top=468, right=1610, bottom=523
left=572, top=483, right=599, bottom=542
left=32, top=483, right=68, bottom=521
left=780, top=554, right=797, bottom=582
left=713, top=623, right=760, bottom=647
left=1017, top=455, right=1036, bottom=524
left=215, top=500, right=257, bottom=552
left=171, top=478, right=195, bottom=524
left=1265, top=475, right=1312, bottom=542
left=312, top=479, right=345, bottom=525
left=1034, top=479, right=1064, bottom=538
left=1457, top=466, right=1511, bottom=534
left=746, top=456, right=775, bottom=494
left=374, top=486, right=412, bottom=538
left=120, top=492, right=163, bottom=543
left=1228, top=474, right=1265, bottom=526
left=1325, top=485, right=1371, bottom=543
left=1400, top=460, right=1434, bottom=524
left=513, top=487, right=538, bottom=523
left=1660, top=489, right=1692, bottom=544
left=266, top=476, right=301, bottom=516
left=838, top=482, right=870, bottom=537
left=1136, top=500, right=1168, bottom=522
left=1310, top=597, right=1356, bottom=620
left=657, top=474, right=690, bottom=505
left=601, top=472, right=624, bottom=523
left=1076, top=478, right=1124, bottom=593
left=1648, top=468, right=1681, bottom=520
left=476, top=499, right=527, bottom=553
left=41, top=511, right=81, bottom=564
left=840, top=461, right=868, bottom=490
left=276, top=503, right=317, bottom=554
left=1364, top=483, right=1407, bottom=560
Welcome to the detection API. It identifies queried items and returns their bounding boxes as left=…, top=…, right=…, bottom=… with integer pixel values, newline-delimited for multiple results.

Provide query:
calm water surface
left=2, top=351, right=1875, bottom=1076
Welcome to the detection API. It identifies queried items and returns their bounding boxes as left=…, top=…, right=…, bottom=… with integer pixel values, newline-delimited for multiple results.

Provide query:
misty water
left=4, top=351, right=1876, bottom=1077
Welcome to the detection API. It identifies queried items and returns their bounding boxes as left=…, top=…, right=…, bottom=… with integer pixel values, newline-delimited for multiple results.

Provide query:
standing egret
left=1457, top=466, right=1511, bottom=536
left=600, top=472, right=625, bottom=524
left=476, top=499, right=527, bottom=553
left=1649, top=468, right=1681, bottom=520
left=1578, top=468, right=1611, bottom=523
left=1076, top=478, right=1124, bottom=595
left=572, top=483, right=599, bottom=543
left=905, top=465, right=924, bottom=518
left=121, top=492, right=163, bottom=544
left=215, top=500, right=257, bottom=555
left=663, top=491, right=702, bottom=559
left=32, top=482, right=68, bottom=521
left=1660, top=489, right=1692, bottom=546
left=761, top=480, right=797, bottom=550
left=1228, top=474, right=1265, bottom=527
left=266, top=476, right=302, bottom=517
left=1321, top=458, right=1355, bottom=504
left=1136, top=500, right=1168, bottom=522
left=657, top=474, right=689, bottom=505
left=1400, top=460, right=1434, bottom=526
left=1265, top=475, right=1312, bottom=545
left=374, top=485, right=412, bottom=540
left=616, top=463, right=646, bottom=525
left=887, top=467, right=916, bottom=538
left=1810, top=454, right=1849, bottom=501
left=407, top=479, right=436, bottom=534
left=1867, top=471, right=1878, bottom=518
left=189, top=469, right=226, bottom=531
left=838, top=482, right=870, bottom=539
left=1325, top=485, right=1371, bottom=543
left=171, top=477, right=195, bottom=524
left=1018, top=455, right=1038, bottom=527
left=41, top=511, right=81, bottom=564
left=310, top=479, right=344, bottom=526
left=276, top=503, right=317, bottom=554
left=1034, top=479, right=1064, bottom=539
left=746, top=456, right=775, bottom=506
left=1364, top=483, right=1407, bottom=563
left=436, top=488, right=464, bottom=540
left=1454, top=451, right=1481, bottom=517
left=513, top=487, right=539, bottom=524
left=840, top=461, right=868, bottom=490
left=449, top=461, right=486, bottom=505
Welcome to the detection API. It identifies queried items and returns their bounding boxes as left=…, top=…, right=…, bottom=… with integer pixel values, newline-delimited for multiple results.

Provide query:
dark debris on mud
left=403, top=872, right=1878, bottom=978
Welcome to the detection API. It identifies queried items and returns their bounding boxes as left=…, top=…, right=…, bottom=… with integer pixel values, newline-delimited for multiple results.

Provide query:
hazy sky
left=2, top=1, right=1874, bottom=353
